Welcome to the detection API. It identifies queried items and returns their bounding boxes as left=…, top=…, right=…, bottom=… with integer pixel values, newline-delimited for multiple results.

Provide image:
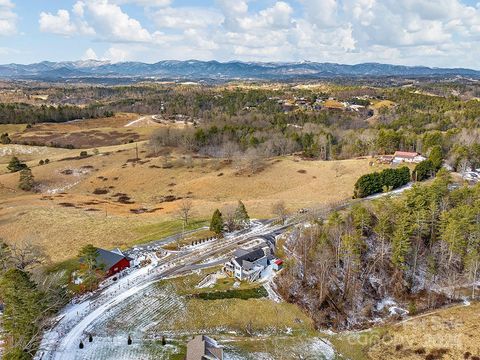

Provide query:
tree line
left=0, top=103, right=113, bottom=124
left=276, top=171, right=480, bottom=330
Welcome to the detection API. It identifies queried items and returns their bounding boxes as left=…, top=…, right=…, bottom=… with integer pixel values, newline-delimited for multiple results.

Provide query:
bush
left=79, top=151, right=88, bottom=158
left=39, top=159, right=44, bottom=166
left=1, top=132, right=11, bottom=144
left=412, top=160, right=435, bottom=182
left=19, top=168, right=34, bottom=191
left=354, top=166, right=410, bottom=198
left=7, top=157, right=27, bottom=173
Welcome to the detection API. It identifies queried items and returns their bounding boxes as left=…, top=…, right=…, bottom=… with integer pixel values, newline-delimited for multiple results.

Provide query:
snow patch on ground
left=0, top=144, right=51, bottom=157
left=223, top=337, right=335, bottom=360
left=196, top=272, right=225, bottom=289
left=376, top=297, right=408, bottom=317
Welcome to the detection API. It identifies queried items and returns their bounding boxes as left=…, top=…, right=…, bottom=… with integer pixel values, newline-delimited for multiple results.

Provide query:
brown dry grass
left=9, top=113, right=163, bottom=148
left=324, top=99, right=345, bottom=109
left=367, top=302, right=480, bottom=360
left=371, top=100, right=396, bottom=110
left=0, top=139, right=385, bottom=262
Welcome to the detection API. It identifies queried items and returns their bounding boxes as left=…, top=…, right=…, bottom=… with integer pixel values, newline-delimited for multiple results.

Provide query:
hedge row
left=354, top=166, right=410, bottom=198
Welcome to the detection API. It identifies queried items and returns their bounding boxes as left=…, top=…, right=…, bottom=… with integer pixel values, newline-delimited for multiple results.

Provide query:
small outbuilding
left=272, top=259, right=283, bottom=271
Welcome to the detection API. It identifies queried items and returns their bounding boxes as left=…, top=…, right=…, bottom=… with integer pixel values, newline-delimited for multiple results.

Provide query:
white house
left=393, top=151, right=426, bottom=164
left=224, top=247, right=270, bottom=282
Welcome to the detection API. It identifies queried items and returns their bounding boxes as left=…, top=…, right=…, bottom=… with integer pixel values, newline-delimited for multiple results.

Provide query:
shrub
left=7, top=157, right=27, bottom=173
left=412, top=160, right=435, bottom=182
left=19, top=168, right=34, bottom=191
left=79, top=151, right=88, bottom=158
left=0, top=133, right=11, bottom=144
left=354, top=166, right=410, bottom=198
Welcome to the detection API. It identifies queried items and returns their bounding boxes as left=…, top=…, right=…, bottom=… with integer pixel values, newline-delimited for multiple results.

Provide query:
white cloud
left=35, top=0, right=480, bottom=68
left=39, top=3, right=95, bottom=36
left=114, top=0, right=171, bottom=7
left=82, top=47, right=98, bottom=60
left=0, top=0, right=17, bottom=36
left=104, top=46, right=129, bottom=62
left=39, top=10, right=78, bottom=35
left=152, top=7, right=223, bottom=29
left=85, top=0, right=153, bottom=42
left=300, top=0, right=338, bottom=28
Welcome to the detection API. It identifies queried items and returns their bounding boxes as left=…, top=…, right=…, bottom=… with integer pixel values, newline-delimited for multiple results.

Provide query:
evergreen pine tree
left=7, top=156, right=27, bottom=173
left=210, top=209, right=223, bottom=235
left=18, top=168, right=34, bottom=191
left=392, top=214, right=412, bottom=270
left=234, top=200, right=250, bottom=227
left=0, top=268, right=44, bottom=356
left=428, top=145, right=443, bottom=171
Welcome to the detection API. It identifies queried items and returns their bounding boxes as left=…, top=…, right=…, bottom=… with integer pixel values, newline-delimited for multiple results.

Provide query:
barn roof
left=394, top=151, right=419, bottom=158
left=95, top=248, right=131, bottom=270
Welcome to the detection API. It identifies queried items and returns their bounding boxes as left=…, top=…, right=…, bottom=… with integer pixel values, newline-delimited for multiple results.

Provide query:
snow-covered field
left=223, top=338, right=335, bottom=360
left=0, top=144, right=53, bottom=157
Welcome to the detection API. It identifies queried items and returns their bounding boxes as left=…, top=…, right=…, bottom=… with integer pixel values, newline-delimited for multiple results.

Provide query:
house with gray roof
left=224, top=246, right=269, bottom=281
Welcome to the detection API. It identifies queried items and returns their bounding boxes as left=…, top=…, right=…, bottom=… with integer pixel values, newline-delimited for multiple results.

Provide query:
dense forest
left=276, top=170, right=480, bottom=329
left=0, top=103, right=113, bottom=124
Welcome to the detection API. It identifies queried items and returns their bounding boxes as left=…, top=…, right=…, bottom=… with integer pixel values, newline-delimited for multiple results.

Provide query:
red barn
left=95, top=248, right=132, bottom=277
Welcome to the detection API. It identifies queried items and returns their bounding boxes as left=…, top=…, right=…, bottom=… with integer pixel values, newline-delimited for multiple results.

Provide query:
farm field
left=8, top=113, right=164, bottom=148
left=321, top=302, right=480, bottom=360
left=0, top=138, right=386, bottom=262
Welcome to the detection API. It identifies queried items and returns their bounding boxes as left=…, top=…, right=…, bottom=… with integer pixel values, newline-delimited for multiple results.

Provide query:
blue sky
left=0, top=0, right=479, bottom=68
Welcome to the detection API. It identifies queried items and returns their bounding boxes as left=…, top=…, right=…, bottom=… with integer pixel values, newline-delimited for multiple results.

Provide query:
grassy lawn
left=168, top=298, right=313, bottom=336
left=151, top=271, right=314, bottom=337
left=0, top=123, right=27, bottom=134
left=133, top=219, right=209, bottom=245
left=325, top=328, right=388, bottom=360
left=162, top=228, right=215, bottom=250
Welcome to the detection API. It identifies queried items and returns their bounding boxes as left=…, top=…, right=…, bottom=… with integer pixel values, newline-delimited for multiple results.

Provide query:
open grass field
left=371, top=100, right=396, bottom=110
left=323, top=302, right=480, bottom=360
left=8, top=113, right=165, bottom=149
left=367, top=302, right=480, bottom=360
left=0, top=123, right=28, bottom=134
left=0, top=127, right=387, bottom=262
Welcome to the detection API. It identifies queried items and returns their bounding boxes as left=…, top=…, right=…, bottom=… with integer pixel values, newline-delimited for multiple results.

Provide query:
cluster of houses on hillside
left=265, top=96, right=373, bottom=114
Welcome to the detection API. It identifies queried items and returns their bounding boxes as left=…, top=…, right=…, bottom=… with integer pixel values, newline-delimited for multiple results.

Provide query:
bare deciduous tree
left=272, top=201, right=289, bottom=224
left=222, top=205, right=237, bottom=232
left=177, top=198, right=193, bottom=227
left=9, top=239, right=48, bottom=270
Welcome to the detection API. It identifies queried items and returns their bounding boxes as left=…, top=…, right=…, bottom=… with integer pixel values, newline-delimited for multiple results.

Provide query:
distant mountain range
left=0, top=60, right=479, bottom=81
